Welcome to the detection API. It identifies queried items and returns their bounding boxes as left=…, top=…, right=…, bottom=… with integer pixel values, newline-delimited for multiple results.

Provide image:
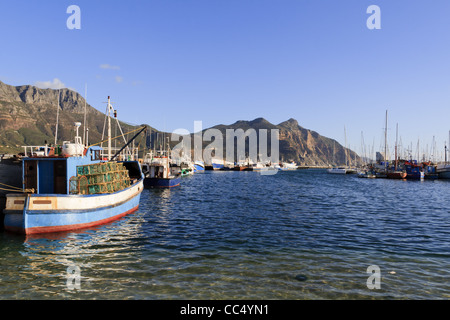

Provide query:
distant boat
left=327, top=167, right=349, bottom=174
left=386, top=171, right=407, bottom=179
left=357, top=169, right=376, bottom=178
left=404, top=161, right=424, bottom=180
left=279, top=161, right=297, bottom=171
left=436, top=163, right=450, bottom=179
left=180, top=161, right=195, bottom=176
left=436, top=140, right=450, bottom=179
left=142, top=153, right=181, bottom=188
left=386, top=123, right=406, bottom=179
left=3, top=98, right=145, bottom=235
left=205, top=158, right=225, bottom=170
left=249, top=162, right=266, bottom=171
left=423, top=162, right=438, bottom=180
left=193, top=160, right=205, bottom=172
left=233, top=162, right=247, bottom=171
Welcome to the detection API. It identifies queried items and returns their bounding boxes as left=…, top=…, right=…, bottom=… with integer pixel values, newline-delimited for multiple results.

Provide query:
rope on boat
left=0, top=182, right=23, bottom=191
left=87, top=126, right=146, bottom=148
left=0, top=187, right=23, bottom=192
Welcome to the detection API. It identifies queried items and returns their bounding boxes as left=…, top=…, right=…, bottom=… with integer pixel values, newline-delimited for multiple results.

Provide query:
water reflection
left=1, top=170, right=450, bottom=299
left=1, top=209, right=147, bottom=299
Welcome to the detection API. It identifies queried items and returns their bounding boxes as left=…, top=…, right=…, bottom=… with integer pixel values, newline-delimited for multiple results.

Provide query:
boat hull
left=193, top=162, right=205, bottom=172
left=438, top=171, right=450, bottom=179
left=3, top=179, right=143, bottom=235
left=406, top=172, right=424, bottom=180
left=327, top=168, right=347, bottom=174
left=144, top=177, right=181, bottom=188
left=437, top=165, right=450, bottom=179
left=387, top=172, right=407, bottom=179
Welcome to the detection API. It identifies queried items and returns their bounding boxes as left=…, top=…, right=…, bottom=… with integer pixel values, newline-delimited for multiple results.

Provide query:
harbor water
left=0, top=169, right=449, bottom=299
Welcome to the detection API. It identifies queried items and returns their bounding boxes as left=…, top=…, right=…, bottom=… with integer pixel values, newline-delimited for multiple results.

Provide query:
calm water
left=0, top=169, right=449, bottom=300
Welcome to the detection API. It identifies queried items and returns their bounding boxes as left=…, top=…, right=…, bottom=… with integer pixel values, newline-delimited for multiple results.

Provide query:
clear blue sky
left=1, top=0, right=450, bottom=161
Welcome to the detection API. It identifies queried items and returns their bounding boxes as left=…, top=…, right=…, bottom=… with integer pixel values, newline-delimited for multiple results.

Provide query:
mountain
left=202, top=117, right=360, bottom=166
left=0, top=80, right=146, bottom=153
left=0, top=80, right=358, bottom=165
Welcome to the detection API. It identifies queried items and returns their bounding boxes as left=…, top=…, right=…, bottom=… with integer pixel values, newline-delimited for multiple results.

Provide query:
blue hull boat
left=143, top=176, right=181, bottom=188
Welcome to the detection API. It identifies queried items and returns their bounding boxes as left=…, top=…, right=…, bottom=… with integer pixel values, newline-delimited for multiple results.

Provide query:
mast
left=108, top=96, right=113, bottom=161
left=344, top=126, right=347, bottom=167
left=384, top=110, right=388, bottom=171
left=55, top=89, right=60, bottom=145
left=395, top=123, right=398, bottom=170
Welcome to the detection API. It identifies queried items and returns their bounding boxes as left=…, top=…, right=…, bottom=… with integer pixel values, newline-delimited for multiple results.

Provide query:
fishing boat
left=0, top=154, right=22, bottom=231
left=233, top=162, right=247, bottom=171
left=180, top=161, right=195, bottom=176
left=436, top=141, right=450, bottom=179
left=3, top=99, right=145, bottom=235
left=142, top=152, right=181, bottom=188
left=436, top=163, right=450, bottom=179
left=193, top=160, right=205, bottom=172
left=386, top=170, right=407, bottom=179
left=357, top=170, right=376, bottom=178
left=249, top=162, right=266, bottom=171
left=205, top=158, right=226, bottom=170
left=404, top=160, right=424, bottom=180
left=423, top=162, right=438, bottom=180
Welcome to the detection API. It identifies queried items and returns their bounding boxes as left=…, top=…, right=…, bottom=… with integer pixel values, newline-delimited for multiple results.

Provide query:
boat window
left=91, top=150, right=101, bottom=161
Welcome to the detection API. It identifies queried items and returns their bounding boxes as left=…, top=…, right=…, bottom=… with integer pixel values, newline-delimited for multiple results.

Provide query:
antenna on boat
left=55, top=89, right=60, bottom=145
left=74, top=122, right=82, bottom=145
left=107, top=96, right=112, bottom=161
left=101, top=96, right=114, bottom=161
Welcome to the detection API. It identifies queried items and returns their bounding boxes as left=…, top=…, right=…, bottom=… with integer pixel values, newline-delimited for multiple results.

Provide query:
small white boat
left=327, top=167, right=348, bottom=174
left=279, top=161, right=298, bottom=170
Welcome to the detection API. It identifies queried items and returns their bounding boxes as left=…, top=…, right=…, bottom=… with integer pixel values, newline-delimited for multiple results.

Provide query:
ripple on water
left=1, top=170, right=449, bottom=299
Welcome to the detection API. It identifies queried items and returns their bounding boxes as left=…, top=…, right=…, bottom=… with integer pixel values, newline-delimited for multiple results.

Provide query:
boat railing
left=22, top=145, right=50, bottom=157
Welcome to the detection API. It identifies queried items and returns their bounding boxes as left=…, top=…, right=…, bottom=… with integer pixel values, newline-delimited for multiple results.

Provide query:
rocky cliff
left=0, top=80, right=141, bottom=153
left=0, top=80, right=358, bottom=165
left=203, top=117, right=359, bottom=166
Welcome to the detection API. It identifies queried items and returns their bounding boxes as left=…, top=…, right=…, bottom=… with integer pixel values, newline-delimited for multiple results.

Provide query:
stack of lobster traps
left=69, top=162, right=131, bottom=195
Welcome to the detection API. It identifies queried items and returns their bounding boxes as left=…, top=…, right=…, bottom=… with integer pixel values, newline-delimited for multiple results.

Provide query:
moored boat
left=327, top=167, right=348, bottom=174
left=436, top=163, right=450, bottom=179
left=279, top=161, right=298, bottom=171
left=180, top=161, right=195, bottom=176
left=193, top=160, right=205, bottom=172
left=404, top=161, right=424, bottom=180
left=3, top=125, right=144, bottom=235
left=142, top=153, right=181, bottom=188
left=386, top=171, right=407, bottom=179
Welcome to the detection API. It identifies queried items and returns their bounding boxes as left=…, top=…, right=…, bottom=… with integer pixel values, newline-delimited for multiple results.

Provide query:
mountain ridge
left=0, top=80, right=358, bottom=165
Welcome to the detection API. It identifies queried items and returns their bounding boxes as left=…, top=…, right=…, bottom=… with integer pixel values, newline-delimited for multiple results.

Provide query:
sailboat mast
left=55, top=89, right=60, bottom=145
left=344, top=126, right=347, bottom=167
left=384, top=110, right=388, bottom=170
left=395, top=123, right=398, bottom=170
